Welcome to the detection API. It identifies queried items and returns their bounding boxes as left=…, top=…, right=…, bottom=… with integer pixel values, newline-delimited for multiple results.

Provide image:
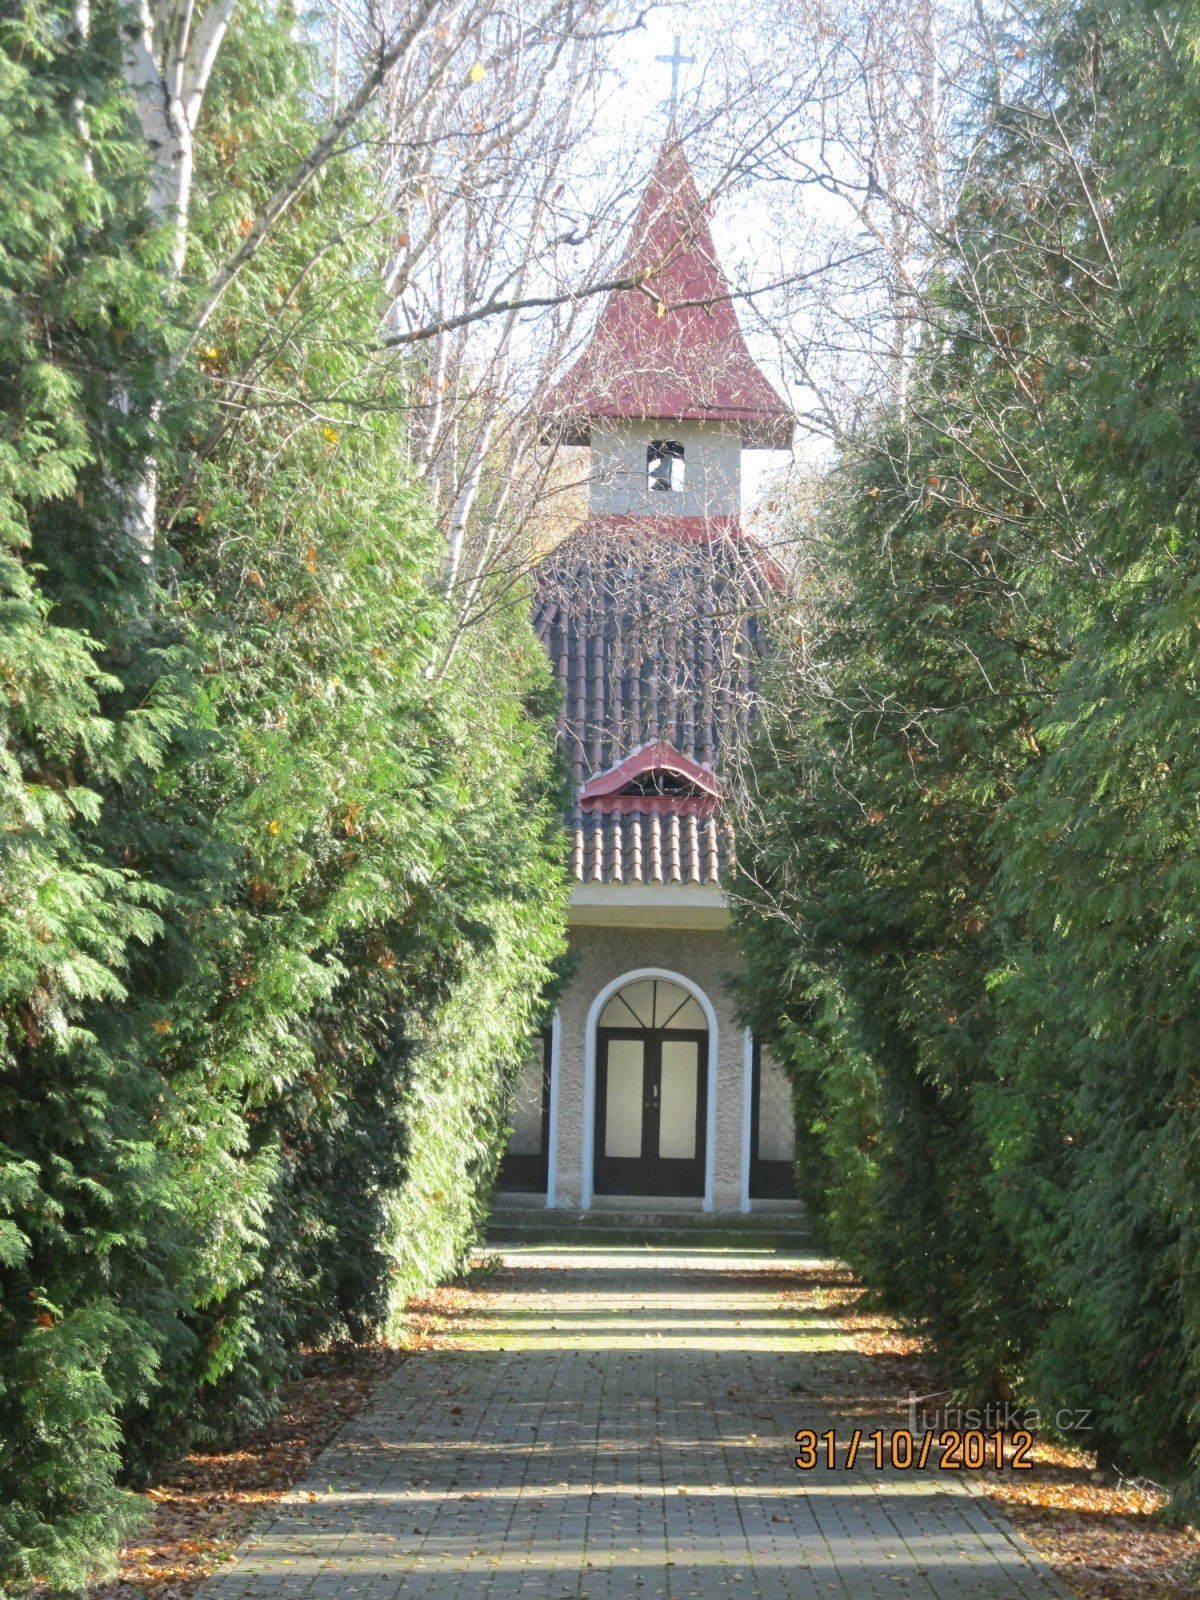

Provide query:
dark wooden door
left=594, top=1028, right=707, bottom=1197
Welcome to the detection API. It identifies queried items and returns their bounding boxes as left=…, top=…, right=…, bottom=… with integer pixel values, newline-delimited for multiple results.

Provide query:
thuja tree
left=106, top=0, right=568, bottom=1442
left=984, top=0, right=1200, bottom=1499
left=0, top=9, right=201, bottom=1586
left=734, top=379, right=1071, bottom=1389
left=736, top=0, right=1200, bottom=1505
left=143, top=405, right=566, bottom=1438
left=732, top=18, right=1090, bottom=1388
left=0, top=1, right=567, bottom=1586
left=868, top=0, right=1200, bottom=1496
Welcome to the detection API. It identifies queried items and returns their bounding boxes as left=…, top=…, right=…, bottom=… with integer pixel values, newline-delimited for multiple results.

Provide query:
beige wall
left=588, top=419, right=742, bottom=520
left=550, top=925, right=748, bottom=1212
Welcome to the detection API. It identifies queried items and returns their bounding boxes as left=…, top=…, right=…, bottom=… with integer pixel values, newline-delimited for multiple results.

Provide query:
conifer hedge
left=0, top=4, right=566, bottom=1588
left=735, top=0, right=1200, bottom=1514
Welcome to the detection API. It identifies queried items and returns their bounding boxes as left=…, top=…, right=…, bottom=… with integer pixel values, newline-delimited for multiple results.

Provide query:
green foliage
left=0, top=8, right=192, bottom=1586
left=736, top=0, right=1200, bottom=1510
left=736, top=386, right=1065, bottom=1387
left=382, top=896, right=563, bottom=1316
left=989, top=0, right=1200, bottom=1494
left=0, top=1, right=567, bottom=1588
left=142, top=393, right=566, bottom=1439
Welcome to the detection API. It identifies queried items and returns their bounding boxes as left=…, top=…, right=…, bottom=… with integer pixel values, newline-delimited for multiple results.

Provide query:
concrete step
left=486, top=1227, right=811, bottom=1253
left=486, top=1197, right=810, bottom=1252
left=491, top=1199, right=805, bottom=1225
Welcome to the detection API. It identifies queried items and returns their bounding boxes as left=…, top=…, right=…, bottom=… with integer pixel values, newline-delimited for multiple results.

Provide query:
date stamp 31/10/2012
left=794, top=1428, right=1035, bottom=1472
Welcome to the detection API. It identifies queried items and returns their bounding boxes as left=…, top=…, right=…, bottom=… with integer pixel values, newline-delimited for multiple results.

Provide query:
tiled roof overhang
left=537, top=513, right=786, bottom=593
left=579, top=512, right=740, bottom=545
left=572, top=807, right=728, bottom=885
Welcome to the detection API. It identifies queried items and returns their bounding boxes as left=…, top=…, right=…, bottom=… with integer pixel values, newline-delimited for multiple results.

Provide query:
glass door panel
left=498, top=1030, right=551, bottom=1194
left=594, top=1025, right=707, bottom=1198
left=749, top=1038, right=797, bottom=1199
left=658, top=1040, right=699, bottom=1159
left=604, top=1039, right=644, bottom=1158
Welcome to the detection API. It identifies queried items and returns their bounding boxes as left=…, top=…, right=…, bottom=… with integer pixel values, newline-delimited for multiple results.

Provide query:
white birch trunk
left=116, top=0, right=239, bottom=556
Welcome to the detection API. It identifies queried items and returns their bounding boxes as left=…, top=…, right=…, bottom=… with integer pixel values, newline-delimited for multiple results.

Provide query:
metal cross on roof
left=655, top=32, right=695, bottom=117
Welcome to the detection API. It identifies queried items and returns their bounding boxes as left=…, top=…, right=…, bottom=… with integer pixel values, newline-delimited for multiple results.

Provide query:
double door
left=594, top=1028, right=707, bottom=1197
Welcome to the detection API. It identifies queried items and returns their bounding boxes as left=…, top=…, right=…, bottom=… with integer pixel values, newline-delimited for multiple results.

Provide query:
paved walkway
left=203, top=1250, right=1069, bottom=1600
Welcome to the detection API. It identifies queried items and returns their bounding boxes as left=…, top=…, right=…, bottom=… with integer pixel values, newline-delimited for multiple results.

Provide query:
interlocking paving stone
left=201, top=1249, right=1071, bottom=1600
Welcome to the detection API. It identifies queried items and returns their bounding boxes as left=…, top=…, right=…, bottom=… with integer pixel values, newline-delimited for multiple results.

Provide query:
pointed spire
left=543, top=140, right=793, bottom=449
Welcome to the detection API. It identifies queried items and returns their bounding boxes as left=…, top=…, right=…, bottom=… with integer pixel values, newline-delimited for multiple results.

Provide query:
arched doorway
left=593, top=976, right=709, bottom=1198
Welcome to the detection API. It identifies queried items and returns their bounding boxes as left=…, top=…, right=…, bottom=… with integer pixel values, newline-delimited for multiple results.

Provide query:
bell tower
left=544, top=138, right=791, bottom=540
left=504, top=135, right=799, bottom=1220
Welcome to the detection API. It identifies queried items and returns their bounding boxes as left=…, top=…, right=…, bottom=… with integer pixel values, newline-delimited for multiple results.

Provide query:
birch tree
left=684, top=0, right=964, bottom=450
left=363, top=7, right=849, bottom=661
left=109, top=0, right=630, bottom=555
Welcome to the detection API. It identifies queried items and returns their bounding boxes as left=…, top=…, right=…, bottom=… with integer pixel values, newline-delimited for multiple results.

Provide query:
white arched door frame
left=581, top=967, right=719, bottom=1212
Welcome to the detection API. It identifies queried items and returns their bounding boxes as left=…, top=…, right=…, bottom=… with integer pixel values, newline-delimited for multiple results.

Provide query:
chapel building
left=499, top=139, right=799, bottom=1215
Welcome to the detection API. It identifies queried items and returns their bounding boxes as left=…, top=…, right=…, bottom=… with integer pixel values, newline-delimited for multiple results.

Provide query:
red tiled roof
left=571, top=803, right=727, bottom=884
left=542, top=141, right=793, bottom=449
left=534, top=529, right=765, bottom=887
left=559, top=512, right=787, bottom=590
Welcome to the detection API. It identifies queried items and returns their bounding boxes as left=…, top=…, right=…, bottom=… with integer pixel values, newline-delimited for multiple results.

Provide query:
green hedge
left=735, top=0, right=1200, bottom=1513
left=0, top=5, right=567, bottom=1588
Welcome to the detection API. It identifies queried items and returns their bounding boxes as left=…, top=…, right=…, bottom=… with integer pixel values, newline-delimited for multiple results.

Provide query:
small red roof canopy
left=579, top=743, right=723, bottom=810
left=542, top=140, right=793, bottom=449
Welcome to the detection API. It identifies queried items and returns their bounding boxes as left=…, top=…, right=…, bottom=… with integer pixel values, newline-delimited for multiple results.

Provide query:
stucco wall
left=588, top=419, right=741, bottom=520
left=550, top=924, right=748, bottom=1212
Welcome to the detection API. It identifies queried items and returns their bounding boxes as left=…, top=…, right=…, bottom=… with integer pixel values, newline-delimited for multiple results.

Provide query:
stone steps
left=486, top=1196, right=810, bottom=1253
